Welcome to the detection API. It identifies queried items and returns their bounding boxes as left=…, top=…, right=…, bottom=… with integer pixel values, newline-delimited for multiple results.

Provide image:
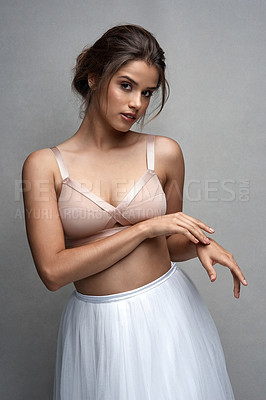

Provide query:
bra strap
left=146, top=135, right=155, bottom=170
left=50, top=147, right=69, bottom=180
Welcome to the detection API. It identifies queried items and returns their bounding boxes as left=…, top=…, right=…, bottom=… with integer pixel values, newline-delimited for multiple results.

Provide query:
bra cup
left=58, top=185, right=112, bottom=239
left=128, top=174, right=165, bottom=207
left=122, top=174, right=166, bottom=222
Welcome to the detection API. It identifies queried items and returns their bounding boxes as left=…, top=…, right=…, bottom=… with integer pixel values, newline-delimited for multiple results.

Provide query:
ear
left=88, top=75, right=96, bottom=89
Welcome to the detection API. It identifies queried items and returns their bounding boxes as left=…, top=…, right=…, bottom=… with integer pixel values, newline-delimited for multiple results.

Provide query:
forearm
left=44, top=223, right=149, bottom=291
left=166, top=234, right=198, bottom=262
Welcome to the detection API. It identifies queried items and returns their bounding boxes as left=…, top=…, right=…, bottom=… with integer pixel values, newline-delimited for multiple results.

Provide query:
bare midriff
left=74, top=236, right=171, bottom=295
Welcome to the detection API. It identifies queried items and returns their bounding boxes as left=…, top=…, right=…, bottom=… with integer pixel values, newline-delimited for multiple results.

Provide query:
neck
left=74, top=104, right=130, bottom=151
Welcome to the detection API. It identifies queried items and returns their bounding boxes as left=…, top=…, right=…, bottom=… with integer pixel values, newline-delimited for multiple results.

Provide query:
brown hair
left=72, top=24, right=169, bottom=124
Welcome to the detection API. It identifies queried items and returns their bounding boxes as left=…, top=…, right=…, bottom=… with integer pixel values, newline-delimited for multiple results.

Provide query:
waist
left=75, top=262, right=177, bottom=303
left=74, top=236, right=172, bottom=295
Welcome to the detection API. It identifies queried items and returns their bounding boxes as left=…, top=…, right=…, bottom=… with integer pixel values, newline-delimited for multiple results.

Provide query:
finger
left=201, top=260, right=217, bottom=282
left=229, top=263, right=247, bottom=287
left=218, top=253, right=248, bottom=287
left=178, top=227, right=201, bottom=244
left=233, top=272, right=241, bottom=299
left=175, top=215, right=211, bottom=244
left=178, top=212, right=215, bottom=234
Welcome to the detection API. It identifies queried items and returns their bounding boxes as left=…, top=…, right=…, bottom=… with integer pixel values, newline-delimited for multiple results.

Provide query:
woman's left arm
left=157, top=135, right=247, bottom=298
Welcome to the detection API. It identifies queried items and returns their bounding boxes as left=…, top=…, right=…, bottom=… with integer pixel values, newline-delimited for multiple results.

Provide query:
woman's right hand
left=143, top=212, right=215, bottom=244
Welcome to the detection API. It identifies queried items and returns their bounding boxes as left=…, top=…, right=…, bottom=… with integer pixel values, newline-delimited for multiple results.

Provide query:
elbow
left=43, top=276, right=61, bottom=292
left=45, top=281, right=60, bottom=292
left=40, top=265, right=61, bottom=292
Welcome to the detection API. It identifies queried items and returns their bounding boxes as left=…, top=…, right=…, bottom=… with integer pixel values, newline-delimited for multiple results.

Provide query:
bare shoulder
left=22, top=148, right=57, bottom=180
left=154, top=135, right=184, bottom=169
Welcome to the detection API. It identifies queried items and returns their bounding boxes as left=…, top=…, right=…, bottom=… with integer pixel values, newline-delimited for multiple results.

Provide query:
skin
left=22, top=60, right=247, bottom=298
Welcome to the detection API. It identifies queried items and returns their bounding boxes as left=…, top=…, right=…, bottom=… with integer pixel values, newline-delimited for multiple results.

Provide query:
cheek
left=142, top=98, right=151, bottom=112
left=107, top=86, right=124, bottom=105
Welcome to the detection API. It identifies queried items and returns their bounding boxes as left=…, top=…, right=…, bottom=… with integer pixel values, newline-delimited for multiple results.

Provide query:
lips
left=121, top=113, right=137, bottom=121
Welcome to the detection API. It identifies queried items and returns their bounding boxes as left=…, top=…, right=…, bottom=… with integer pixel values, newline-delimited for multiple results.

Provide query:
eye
left=120, top=82, right=132, bottom=90
left=142, top=90, right=153, bottom=98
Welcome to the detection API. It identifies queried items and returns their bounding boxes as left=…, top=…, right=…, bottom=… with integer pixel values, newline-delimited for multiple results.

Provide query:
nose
left=128, top=91, right=142, bottom=111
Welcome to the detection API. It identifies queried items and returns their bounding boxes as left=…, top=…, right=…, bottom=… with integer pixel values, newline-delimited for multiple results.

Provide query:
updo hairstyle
left=72, top=24, right=169, bottom=124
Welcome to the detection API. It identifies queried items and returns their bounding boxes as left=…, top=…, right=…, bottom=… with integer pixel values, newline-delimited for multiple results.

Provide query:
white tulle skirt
left=53, top=263, right=235, bottom=400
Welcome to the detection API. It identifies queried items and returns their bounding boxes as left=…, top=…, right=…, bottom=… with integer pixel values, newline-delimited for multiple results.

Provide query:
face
left=95, top=60, right=159, bottom=132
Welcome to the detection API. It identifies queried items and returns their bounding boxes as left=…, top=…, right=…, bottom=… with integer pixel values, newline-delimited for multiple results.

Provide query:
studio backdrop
left=1, top=0, right=265, bottom=399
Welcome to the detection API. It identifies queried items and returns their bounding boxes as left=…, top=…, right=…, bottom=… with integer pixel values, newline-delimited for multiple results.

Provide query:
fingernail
left=210, top=275, right=215, bottom=281
left=194, top=238, right=199, bottom=243
left=243, top=279, right=247, bottom=285
left=209, top=228, right=215, bottom=233
left=204, top=237, right=210, bottom=244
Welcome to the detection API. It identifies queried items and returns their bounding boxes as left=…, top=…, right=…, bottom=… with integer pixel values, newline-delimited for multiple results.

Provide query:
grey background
left=1, top=0, right=265, bottom=399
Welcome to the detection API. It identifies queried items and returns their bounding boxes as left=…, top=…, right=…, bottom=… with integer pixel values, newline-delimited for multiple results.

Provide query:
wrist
left=136, top=220, right=151, bottom=240
left=189, top=240, right=198, bottom=258
left=196, top=237, right=214, bottom=254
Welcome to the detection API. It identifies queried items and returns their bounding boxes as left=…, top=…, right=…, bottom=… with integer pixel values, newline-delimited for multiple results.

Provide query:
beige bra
left=50, top=135, right=166, bottom=248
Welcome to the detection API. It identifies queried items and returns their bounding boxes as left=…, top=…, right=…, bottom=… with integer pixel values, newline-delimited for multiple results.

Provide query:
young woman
left=22, top=24, right=247, bottom=400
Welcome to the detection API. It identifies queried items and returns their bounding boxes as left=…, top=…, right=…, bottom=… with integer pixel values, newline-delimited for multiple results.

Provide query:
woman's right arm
left=22, top=150, right=211, bottom=291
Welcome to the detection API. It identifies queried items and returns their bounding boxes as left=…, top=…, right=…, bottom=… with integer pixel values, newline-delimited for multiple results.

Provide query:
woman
left=22, top=24, right=247, bottom=399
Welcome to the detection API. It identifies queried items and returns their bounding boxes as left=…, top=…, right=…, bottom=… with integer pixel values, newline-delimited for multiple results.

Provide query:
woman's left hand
left=196, top=238, right=248, bottom=298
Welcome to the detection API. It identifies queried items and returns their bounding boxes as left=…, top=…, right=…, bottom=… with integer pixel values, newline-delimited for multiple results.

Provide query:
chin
left=115, top=124, right=134, bottom=133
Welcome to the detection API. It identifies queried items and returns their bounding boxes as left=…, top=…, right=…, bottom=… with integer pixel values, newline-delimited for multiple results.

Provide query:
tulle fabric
left=53, top=263, right=235, bottom=400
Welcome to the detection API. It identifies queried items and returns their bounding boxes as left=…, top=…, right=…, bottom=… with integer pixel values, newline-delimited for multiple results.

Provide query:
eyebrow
left=117, top=75, right=158, bottom=90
